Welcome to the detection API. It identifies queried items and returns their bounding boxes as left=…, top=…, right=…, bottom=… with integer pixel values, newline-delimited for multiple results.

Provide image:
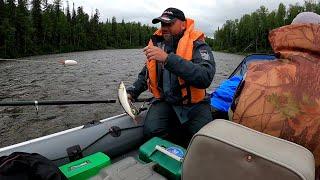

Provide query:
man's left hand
left=143, top=46, right=168, bottom=62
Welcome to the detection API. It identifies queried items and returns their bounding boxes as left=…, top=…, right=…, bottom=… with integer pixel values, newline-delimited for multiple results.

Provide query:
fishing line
left=0, top=58, right=61, bottom=64
left=3, top=73, right=80, bottom=76
left=0, top=111, right=107, bottom=117
left=0, top=59, right=78, bottom=66
left=0, top=113, right=32, bottom=116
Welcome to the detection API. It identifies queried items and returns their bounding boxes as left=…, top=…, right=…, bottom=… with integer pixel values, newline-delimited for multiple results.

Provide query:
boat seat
left=182, top=119, right=315, bottom=180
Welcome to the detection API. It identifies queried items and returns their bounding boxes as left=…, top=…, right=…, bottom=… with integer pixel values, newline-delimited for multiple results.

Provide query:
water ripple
left=0, top=49, right=243, bottom=147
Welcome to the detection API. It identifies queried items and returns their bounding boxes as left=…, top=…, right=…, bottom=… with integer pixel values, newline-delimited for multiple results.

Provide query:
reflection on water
left=0, top=49, right=243, bottom=147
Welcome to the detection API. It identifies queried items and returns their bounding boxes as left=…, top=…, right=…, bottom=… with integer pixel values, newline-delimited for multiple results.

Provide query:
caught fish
left=58, top=59, right=78, bottom=65
left=118, top=81, right=139, bottom=124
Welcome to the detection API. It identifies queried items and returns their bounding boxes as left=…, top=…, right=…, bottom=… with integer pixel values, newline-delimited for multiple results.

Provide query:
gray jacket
left=128, top=39, right=215, bottom=97
left=127, top=36, right=215, bottom=123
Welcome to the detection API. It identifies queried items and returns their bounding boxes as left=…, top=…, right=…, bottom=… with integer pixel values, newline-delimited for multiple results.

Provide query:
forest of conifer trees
left=0, top=0, right=157, bottom=58
left=1, top=1, right=320, bottom=58
left=212, top=1, right=320, bottom=53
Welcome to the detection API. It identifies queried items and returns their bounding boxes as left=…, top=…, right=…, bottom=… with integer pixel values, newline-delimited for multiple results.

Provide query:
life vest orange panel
left=146, top=18, right=206, bottom=104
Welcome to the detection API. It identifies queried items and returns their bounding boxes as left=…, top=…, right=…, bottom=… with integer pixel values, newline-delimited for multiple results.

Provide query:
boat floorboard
left=112, top=148, right=139, bottom=163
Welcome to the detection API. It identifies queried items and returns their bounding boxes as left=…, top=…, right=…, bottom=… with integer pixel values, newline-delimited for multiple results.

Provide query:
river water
left=0, top=49, right=243, bottom=147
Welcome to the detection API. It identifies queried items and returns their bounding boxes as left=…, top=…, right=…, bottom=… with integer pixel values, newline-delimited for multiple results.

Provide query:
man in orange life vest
left=127, top=8, right=215, bottom=143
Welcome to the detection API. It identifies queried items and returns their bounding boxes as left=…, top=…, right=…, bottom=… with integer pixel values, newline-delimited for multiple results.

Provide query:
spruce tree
left=31, top=0, right=43, bottom=51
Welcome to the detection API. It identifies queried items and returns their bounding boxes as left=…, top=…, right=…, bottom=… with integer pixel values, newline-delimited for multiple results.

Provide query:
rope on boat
left=51, top=125, right=143, bottom=162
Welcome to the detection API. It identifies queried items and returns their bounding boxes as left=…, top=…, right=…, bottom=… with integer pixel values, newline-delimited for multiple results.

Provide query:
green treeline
left=0, top=0, right=157, bottom=58
left=212, top=1, right=320, bottom=53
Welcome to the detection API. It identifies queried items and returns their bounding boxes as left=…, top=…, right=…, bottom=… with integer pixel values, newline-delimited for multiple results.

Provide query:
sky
left=65, top=0, right=305, bottom=37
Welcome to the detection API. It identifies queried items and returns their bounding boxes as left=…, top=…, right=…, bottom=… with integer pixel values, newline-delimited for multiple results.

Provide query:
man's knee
left=188, top=117, right=212, bottom=135
left=187, top=104, right=213, bottom=135
left=143, top=101, right=174, bottom=139
left=143, top=124, right=168, bottom=140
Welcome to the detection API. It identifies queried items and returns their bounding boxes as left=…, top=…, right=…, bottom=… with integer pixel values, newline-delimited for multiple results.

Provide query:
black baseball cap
left=152, top=7, right=186, bottom=24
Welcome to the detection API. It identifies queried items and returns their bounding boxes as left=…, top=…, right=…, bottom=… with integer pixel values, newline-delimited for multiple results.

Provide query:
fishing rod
left=0, top=99, right=116, bottom=107
left=0, top=97, right=154, bottom=107
left=0, top=98, right=153, bottom=107
left=227, top=40, right=256, bottom=79
left=0, top=98, right=151, bottom=116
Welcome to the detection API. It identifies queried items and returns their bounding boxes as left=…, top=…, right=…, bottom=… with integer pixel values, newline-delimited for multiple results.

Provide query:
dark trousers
left=143, top=101, right=213, bottom=147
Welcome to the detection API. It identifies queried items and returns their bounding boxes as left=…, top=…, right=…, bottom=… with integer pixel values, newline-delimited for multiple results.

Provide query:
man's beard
left=163, top=30, right=185, bottom=50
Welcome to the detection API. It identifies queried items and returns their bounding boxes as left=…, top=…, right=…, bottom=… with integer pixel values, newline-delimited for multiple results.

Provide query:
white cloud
left=65, top=0, right=305, bottom=36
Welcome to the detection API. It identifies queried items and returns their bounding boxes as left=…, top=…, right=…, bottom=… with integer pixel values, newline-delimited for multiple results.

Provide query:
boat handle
left=155, top=145, right=183, bottom=162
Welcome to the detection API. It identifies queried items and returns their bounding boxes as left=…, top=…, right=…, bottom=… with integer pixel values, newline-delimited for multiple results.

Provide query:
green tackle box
left=59, top=152, right=111, bottom=180
left=139, top=137, right=186, bottom=180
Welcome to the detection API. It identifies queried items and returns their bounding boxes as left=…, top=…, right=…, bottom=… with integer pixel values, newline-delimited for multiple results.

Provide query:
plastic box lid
left=59, top=152, right=111, bottom=180
left=139, top=137, right=186, bottom=180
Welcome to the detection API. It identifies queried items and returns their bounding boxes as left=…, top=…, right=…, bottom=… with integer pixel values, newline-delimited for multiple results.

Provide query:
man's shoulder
left=193, top=40, right=208, bottom=48
left=192, top=40, right=214, bottom=60
left=193, top=40, right=213, bottom=54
